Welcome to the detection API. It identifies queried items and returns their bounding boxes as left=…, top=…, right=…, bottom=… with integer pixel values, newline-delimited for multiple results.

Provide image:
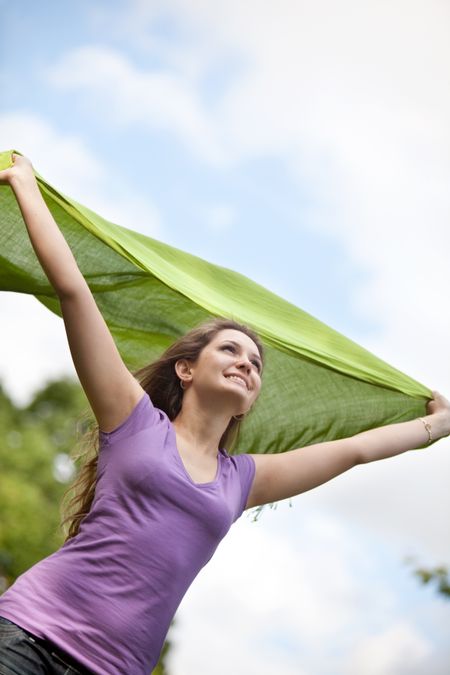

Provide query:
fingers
left=433, top=390, right=449, bottom=402
left=431, top=390, right=443, bottom=401
left=429, top=390, right=450, bottom=412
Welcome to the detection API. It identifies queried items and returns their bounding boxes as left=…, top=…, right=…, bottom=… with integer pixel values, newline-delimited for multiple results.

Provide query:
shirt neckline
left=170, top=423, right=225, bottom=488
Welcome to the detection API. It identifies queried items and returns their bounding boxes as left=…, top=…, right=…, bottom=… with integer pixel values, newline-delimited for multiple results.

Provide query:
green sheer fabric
left=0, top=149, right=431, bottom=454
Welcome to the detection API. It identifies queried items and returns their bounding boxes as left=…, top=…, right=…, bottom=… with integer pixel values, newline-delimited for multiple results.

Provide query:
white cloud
left=294, top=438, right=450, bottom=563
left=167, top=511, right=355, bottom=674
left=0, top=291, right=75, bottom=406
left=47, top=46, right=226, bottom=166
left=346, top=621, right=433, bottom=675
left=0, top=111, right=162, bottom=237
left=167, top=507, right=450, bottom=674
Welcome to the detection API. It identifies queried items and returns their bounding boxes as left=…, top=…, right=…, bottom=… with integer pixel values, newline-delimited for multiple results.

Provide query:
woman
left=0, top=154, right=449, bottom=675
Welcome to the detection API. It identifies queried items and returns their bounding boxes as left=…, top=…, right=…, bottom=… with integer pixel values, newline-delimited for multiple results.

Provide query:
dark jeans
left=0, top=616, right=93, bottom=674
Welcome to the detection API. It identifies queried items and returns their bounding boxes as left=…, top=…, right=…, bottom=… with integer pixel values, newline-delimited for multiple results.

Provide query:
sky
left=1, top=1, right=450, bottom=673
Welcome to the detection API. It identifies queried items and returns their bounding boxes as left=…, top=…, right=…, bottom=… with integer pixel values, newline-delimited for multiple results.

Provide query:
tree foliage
left=0, top=377, right=87, bottom=585
left=404, top=556, right=450, bottom=599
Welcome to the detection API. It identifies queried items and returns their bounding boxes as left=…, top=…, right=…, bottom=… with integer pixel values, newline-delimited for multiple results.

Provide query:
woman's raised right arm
left=1, top=154, right=145, bottom=431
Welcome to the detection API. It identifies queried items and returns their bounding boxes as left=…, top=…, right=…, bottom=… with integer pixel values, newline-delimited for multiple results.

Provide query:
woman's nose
left=236, top=359, right=251, bottom=373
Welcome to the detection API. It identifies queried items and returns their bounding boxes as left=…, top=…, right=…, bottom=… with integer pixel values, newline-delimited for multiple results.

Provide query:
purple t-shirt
left=0, top=393, right=256, bottom=674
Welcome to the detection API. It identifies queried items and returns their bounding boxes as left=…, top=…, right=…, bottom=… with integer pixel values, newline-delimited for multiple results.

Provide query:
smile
left=224, top=375, right=248, bottom=390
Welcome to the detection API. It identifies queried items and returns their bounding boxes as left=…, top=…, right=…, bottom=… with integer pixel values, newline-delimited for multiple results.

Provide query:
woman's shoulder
left=98, top=392, right=166, bottom=446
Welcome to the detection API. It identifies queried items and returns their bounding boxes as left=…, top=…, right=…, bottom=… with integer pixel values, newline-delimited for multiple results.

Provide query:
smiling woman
left=0, top=151, right=449, bottom=675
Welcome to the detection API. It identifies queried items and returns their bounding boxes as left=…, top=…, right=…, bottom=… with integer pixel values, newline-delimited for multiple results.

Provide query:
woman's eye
left=252, top=361, right=262, bottom=373
left=221, top=345, right=261, bottom=372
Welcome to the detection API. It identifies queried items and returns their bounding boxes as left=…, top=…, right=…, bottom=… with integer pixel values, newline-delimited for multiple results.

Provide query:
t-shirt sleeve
left=98, top=392, right=160, bottom=447
left=232, top=453, right=256, bottom=522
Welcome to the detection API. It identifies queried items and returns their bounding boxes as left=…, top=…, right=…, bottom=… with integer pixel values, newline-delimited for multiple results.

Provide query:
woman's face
left=180, top=328, right=263, bottom=415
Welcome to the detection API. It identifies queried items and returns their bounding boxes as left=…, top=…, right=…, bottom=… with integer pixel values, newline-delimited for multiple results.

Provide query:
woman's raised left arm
left=245, top=391, right=450, bottom=509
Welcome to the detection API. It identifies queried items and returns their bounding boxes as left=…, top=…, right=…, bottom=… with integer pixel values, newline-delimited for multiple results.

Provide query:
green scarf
left=0, top=149, right=431, bottom=455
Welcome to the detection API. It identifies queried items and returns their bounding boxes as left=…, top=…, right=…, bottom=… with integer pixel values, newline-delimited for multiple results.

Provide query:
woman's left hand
left=427, top=391, right=450, bottom=415
left=426, top=391, right=450, bottom=438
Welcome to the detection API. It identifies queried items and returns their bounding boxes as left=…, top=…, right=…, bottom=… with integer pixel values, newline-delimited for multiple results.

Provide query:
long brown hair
left=59, top=318, right=264, bottom=542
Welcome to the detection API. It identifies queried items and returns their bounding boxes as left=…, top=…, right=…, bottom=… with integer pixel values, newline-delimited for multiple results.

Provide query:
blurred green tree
left=404, top=556, right=450, bottom=599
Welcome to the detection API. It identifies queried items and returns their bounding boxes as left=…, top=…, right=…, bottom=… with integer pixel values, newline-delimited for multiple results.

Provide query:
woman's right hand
left=0, top=153, right=36, bottom=187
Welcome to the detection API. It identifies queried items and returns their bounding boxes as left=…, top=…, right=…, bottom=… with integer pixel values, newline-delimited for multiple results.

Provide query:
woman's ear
left=175, top=359, right=192, bottom=385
